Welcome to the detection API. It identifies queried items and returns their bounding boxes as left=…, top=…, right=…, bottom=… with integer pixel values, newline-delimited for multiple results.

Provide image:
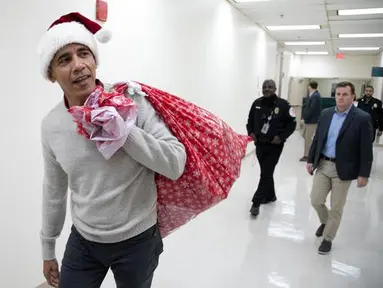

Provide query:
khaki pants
left=303, top=123, right=317, bottom=157
left=310, top=160, right=351, bottom=242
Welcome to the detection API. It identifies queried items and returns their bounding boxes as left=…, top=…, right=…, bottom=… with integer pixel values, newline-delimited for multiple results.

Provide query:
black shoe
left=315, top=224, right=326, bottom=237
left=300, top=156, right=308, bottom=162
left=318, top=240, right=332, bottom=255
left=250, top=204, right=260, bottom=216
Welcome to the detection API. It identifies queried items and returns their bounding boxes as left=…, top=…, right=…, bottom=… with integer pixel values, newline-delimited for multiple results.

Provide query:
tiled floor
left=40, top=132, right=383, bottom=288
left=148, top=132, right=383, bottom=288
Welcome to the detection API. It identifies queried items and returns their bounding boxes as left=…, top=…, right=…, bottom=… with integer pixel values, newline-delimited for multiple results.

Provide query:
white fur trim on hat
left=37, top=21, right=99, bottom=80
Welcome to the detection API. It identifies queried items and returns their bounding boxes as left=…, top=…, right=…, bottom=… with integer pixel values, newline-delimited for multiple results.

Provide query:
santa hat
left=37, top=12, right=111, bottom=80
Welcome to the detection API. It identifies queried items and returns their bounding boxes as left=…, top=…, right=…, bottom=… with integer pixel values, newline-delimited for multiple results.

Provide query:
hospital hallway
left=143, top=132, right=383, bottom=288
left=4, top=0, right=383, bottom=286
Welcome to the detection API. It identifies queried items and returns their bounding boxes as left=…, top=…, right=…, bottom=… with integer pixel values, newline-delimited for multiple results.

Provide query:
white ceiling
left=230, top=0, right=383, bottom=56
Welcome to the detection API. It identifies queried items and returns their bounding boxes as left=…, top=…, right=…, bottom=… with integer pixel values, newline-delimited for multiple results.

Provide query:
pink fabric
left=68, top=85, right=138, bottom=160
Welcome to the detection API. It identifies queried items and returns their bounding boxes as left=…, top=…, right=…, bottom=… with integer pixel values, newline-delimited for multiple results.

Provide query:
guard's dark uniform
left=357, top=96, right=383, bottom=142
left=246, top=95, right=296, bottom=206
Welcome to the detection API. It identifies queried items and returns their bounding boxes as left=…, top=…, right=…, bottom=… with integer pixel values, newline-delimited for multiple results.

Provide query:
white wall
left=291, top=55, right=378, bottom=79
left=372, top=52, right=383, bottom=145
left=279, top=52, right=293, bottom=100
left=372, top=52, right=383, bottom=102
left=279, top=51, right=303, bottom=100
left=0, top=0, right=277, bottom=287
left=274, top=48, right=283, bottom=96
left=313, top=78, right=372, bottom=98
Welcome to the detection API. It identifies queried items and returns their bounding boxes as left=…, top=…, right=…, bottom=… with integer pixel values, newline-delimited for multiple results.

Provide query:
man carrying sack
left=37, top=12, right=186, bottom=288
left=37, top=11, right=250, bottom=288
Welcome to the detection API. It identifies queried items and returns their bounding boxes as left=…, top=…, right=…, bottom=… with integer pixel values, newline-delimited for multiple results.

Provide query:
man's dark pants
left=252, top=143, right=284, bottom=205
left=59, top=224, right=163, bottom=288
left=372, top=127, right=377, bottom=143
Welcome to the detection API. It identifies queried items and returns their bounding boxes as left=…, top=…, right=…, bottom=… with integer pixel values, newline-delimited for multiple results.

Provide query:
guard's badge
left=274, top=107, right=280, bottom=114
left=374, top=103, right=378, bottom=108
left=289, top=107, right=296, bottom=117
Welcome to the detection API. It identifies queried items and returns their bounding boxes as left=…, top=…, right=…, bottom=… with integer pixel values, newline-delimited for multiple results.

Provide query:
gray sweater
left=40, top=86, right=186, bottom=260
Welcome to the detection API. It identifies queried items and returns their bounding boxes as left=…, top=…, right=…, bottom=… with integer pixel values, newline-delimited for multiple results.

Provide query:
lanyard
left=265, top=106, right=277, bottom=122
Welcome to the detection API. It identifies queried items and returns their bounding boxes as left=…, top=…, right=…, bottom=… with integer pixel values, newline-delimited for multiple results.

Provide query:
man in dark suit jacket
left=301, top=81, right=322, bottom=161
left=306, top=81, right=373, bottom=255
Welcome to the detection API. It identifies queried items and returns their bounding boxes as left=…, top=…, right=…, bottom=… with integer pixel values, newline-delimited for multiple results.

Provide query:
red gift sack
left=114, top=82, right=251, bottom=237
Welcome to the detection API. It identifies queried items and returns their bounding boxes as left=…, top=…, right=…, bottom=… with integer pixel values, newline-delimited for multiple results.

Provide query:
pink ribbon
left=68, top=85, right=138, bottom=159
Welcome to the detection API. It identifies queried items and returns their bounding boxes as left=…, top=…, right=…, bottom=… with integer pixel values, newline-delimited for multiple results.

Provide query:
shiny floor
left=87, top=132, right=383, bottom=288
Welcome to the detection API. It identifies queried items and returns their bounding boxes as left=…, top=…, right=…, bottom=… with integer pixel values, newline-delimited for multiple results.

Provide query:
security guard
left=246, top=79, right=296, bottom=216
left=357, top=85, right=383, bottom=142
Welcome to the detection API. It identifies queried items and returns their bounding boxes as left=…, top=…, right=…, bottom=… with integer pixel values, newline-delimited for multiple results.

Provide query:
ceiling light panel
left=233, top=0, right=270, bottom=2
left=338, top=8, right=383, bottom=16
left=266, top=25, right=321, bottom=31
left=338, top=47, right=380, bottom=51
left=338, top=33, right=383, bottom=38
left=285, top=41, right=325, bottom=46
left=295, top=51, right=329, bottom=55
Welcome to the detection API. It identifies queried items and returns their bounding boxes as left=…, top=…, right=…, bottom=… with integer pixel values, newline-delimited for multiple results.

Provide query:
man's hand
left=357, top=177, right=368, bottom=188
left=250, top=133, right=257, bottom=143
left=271, top=136, right=282, bottom=145
left=306, top=163, right=314, bottom=175
left=43, top=259, right=60, bottom=287
left=377, top=130, right=382, bottom=137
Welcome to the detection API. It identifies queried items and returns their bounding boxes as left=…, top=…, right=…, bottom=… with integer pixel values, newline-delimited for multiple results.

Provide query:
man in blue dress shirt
left=306, top=82, right=373, bottom=255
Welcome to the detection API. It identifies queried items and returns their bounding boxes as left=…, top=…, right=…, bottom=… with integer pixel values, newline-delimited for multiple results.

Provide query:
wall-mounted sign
left=371, top=67, right=383, bottom=77
left=96, top=0, right=108, bottom=22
